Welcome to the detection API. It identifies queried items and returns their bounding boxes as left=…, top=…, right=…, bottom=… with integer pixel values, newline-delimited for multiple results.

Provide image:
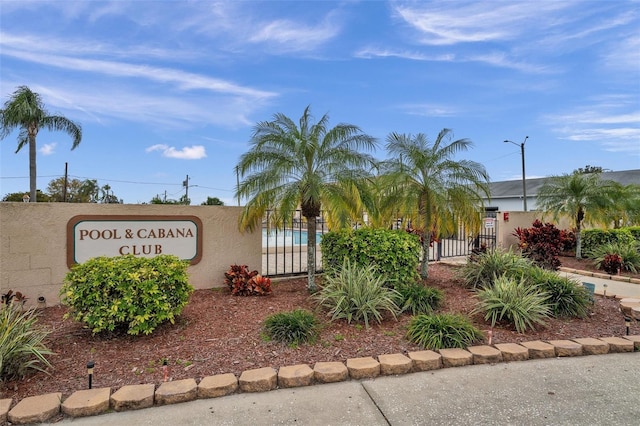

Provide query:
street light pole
left=504, top=136, right=529, bottom=211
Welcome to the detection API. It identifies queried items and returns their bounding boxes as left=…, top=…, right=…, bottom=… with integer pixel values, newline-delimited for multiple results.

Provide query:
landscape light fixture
left=503, top=136, right=529, bottom=211
left=87, top=360, right=95, bottom=389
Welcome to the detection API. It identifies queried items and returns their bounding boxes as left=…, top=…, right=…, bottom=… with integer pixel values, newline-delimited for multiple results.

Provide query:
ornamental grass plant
left=0, top=303, right=53, bottom=382
left=461, top=249, right=533, bottom=289
left=262, top=309, right=320, bottom=347
left=473, top=275, right=551, bottom=333
left=395, top=283, right=443, bottom=315
left=406, top=313, right=483, bottom=350
left=313, top=258, right=400, bottom=328
left=524, top=267, right=591, bottom=318
left=587, top=241, right=640, bottom=274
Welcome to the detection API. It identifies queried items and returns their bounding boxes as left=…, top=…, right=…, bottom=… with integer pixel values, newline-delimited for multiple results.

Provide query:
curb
left=2, top=336, right=639, bottom=424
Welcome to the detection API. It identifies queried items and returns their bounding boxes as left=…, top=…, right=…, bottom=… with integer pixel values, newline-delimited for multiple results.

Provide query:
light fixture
left=503, top=136, right=529, bottom=211
left=87, top=361, right=95, bottom=389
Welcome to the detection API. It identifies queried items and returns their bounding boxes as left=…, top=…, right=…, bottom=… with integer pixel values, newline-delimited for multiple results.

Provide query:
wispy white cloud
left=545, top=98, right=640, bottom=154
left=398, top=103, right=460, bottom=118
left=39, top=143, right=56, bottom=155
left=146, top=144, right=207, bottom=160
left=247, top=15, right=341, bottom=52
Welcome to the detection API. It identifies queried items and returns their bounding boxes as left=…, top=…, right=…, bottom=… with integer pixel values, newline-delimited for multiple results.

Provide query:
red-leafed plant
left=601, top=254, right=622, bottom=275
left=513, top=220, right=574, bottom=270
left=224, top=264, right=272, bottom=296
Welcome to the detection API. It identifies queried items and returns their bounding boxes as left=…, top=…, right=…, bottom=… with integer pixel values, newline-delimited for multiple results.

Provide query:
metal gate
left=262, top=210, right=496, bottom=277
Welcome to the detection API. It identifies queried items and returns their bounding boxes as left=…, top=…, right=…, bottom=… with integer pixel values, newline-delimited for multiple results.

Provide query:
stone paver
left=438, top=348, right=473, bottom=367
left=548, top=340, right=583, bottom=357
left=198, top=373, right=238, bottom=398
left=468, top=345, right=503, bottom=364
left=277, top=364, right=314, bottom=388
left=61, top=388, right=111, bottom=418
left=378, top=353, right=413, bottom=375
left=520, top=341, right=555, bottom=359
left=494, top=343, right=529, bottom=361
left=239, top=367, right=277, bottom=392
left=8, top=392, right=61, bottom=425
left=623, top=335, right=640, bottom=351
left=346, top=357, right=380, bottom=379
left=155, top=378, right=198, bottom=405
left=1, top=398, right=12, bottom=425
left=313, top=361, right=349, bottom=383
left=110, top=384, right=155, bottom=411
left=408, top=350, right=442, bottom=371
left=572, top=338, right=610, bottom=355
left=599, top=337, right=635, bottom=353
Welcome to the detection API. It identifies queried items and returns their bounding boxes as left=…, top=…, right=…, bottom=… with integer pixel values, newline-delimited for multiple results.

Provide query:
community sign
left=67, top=215, right=203, bottom=267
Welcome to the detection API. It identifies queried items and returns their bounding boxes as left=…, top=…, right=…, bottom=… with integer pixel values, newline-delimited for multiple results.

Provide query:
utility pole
left=63, top=162, right=68, bottom=202
left=183, top=175, right=189, bottom=204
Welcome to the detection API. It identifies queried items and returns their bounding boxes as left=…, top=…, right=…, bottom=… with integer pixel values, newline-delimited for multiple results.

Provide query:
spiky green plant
left=473, top=275, right=551, bottom=333
left=395, top=284, right=443, bottom=315
left=0, top=305, right=53, bottom=382
left=262, top=309, right=319, bottom=346
left=406, top=313, right=483, bottom=350
left=314, top=258, right=400, bottom=328
left=524, top=267, right=591, bottom=318
left=461, top=249, right=533, bottom=289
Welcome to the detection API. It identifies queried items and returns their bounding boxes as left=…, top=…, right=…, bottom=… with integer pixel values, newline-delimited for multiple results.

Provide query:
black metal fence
left=261, top=210, right=496, bottom=277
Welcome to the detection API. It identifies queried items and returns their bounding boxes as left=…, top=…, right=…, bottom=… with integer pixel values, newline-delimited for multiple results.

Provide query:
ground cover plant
left=587, top=241, right=640, bottom=274
left=1, top=261, right=637, bottom=408
left=262, top=309, right=319, bottom=347
left=406, top=313, right=483, bottom=350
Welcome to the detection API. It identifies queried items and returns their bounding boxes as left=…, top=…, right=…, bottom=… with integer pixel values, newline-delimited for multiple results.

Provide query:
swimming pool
left=262, top=229, right=325, bottom=246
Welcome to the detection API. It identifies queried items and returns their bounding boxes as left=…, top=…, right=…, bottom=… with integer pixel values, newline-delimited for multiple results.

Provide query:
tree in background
left=0, top=86, right=82, bottom=202
left=2, top=190, right=51, bottom=202
left=603, top=182, right=640, bottom=228
left=381, top=129, right=490, bottom=279
left=150, top=194, right=190, bottom=205
left=201, top=197, right=224, bottom=206
left=574, top=165, right=604, bottom=174
left=536, top=172, right=613, bottom=258
left=235, top=106, right=377, bottom=292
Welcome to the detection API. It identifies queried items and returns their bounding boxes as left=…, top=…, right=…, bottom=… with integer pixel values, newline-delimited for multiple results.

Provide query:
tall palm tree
left=382, top=129, right=490, bottom=279
left=604, top=182, right=640, bottom=228
left=235, top=106, right=377, bottom=291
left=536, top=172, right=612, bottom=258
left=0, top=86, right=82, bottom=202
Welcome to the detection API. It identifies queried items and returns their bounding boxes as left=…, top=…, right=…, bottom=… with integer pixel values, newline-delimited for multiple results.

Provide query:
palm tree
left=604, top=182, right=640, bottom=228
left=536, top=172, right=612, bottom=258
left=382, top=130, right=490, bottom=279
left=235, top=106, right=377, bottom=291
left=0, top=86, right=82, bottom=202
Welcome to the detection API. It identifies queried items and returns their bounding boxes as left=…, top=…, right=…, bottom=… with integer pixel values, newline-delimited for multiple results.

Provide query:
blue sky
left=1, top=0, right=639, bottom=205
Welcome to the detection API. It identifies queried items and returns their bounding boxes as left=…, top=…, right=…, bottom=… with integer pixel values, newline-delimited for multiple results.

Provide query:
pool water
left=262, top=229, right=324, bottom=246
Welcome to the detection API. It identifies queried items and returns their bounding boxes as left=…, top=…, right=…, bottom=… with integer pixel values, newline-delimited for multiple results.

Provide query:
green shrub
left=320, top=228, right=421, bottom=287
left=395, top=284, right=443, bottom=315
left=626, top=226, right=640, bottom=243
left=314, top=258, right=401, bottom=328
left=406, top=313, right=483, bottom=350
left=523, top=268, right=590, bottom=318
left=224, top=264, right=272, bottom=296
left=587, top=241, right=640, bottom=274
left=61, top=255, right=194, bottom=335
left=0, top=305, right=53, bottom=382
left=473, top=275, right=551, bottom=333
left=581, top=229, right=634, bottom=254
left=461, top=249, right=533, bottom=289
left=262, top=309, right=319, bottom=346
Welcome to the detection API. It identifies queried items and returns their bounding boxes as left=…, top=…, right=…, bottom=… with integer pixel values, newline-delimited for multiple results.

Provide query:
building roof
left=487, top=169, right=640, bottom=199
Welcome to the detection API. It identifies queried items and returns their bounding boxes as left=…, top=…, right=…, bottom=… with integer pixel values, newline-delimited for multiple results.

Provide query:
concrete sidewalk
left=557, top=270, right=640, bottom=298
left=52, top=352, right=639, bottom=426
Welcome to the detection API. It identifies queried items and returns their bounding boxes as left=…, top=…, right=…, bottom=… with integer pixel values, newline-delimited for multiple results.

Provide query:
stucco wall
left=496, top=211, right=573, bottom=250
left=0, top=203, right=261, bottom=307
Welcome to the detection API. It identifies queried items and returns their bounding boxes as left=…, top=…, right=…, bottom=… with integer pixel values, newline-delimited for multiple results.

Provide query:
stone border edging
left=2, top=336, right=638, bottom=425
left=558, top=267, right=640, bottom=285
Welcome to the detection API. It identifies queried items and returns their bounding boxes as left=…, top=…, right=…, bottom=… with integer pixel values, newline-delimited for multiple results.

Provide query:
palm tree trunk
left=575, top=221, right=582, bottom=259
left=29, top=135, right=37, bottom=202
left=306, top=215, right=317, bottom=292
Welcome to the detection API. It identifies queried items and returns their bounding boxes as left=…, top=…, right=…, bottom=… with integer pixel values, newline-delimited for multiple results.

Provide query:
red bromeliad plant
left=224, top=264, right=272, bottom=296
